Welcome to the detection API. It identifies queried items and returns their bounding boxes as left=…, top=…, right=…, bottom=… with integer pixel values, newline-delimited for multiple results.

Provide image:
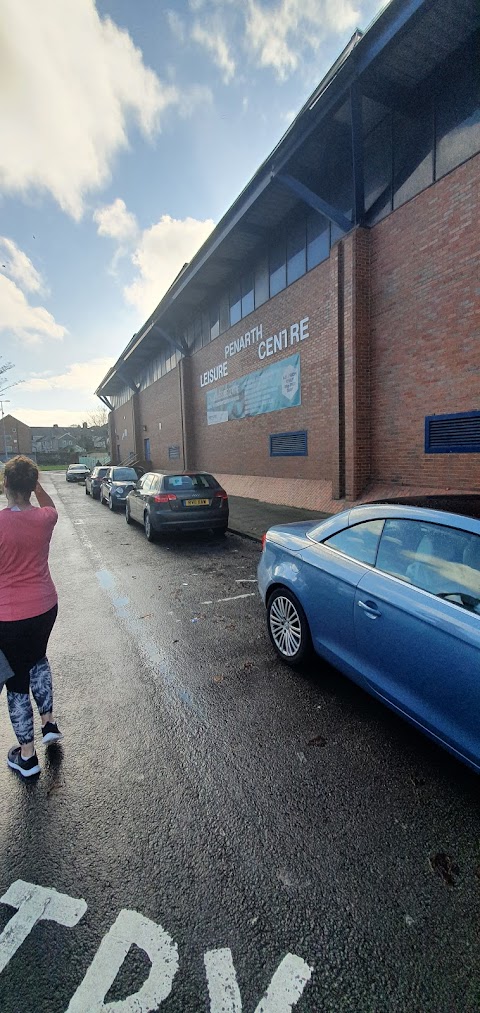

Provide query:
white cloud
left=245, top=0, right=361, bottom=80
left=191, top=21, right=236, bottom=83
left=0, top=273, right=66, bottom=345
left=124, top=215, right=215, bottom=318
left=0, top=237, right=44, bottom=294
left=11, top=407, right=106, bottom=428
left=20, top=357, right=115, bottom=395
left=93, top=199, right=139, bottom=243
left=0, top=0, right=183, bottom=218
left=166, top=10, right=186, bottom=42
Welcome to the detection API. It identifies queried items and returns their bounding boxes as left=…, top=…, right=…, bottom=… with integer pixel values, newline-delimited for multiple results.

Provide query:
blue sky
left=0, top=0, right=387, bottom=427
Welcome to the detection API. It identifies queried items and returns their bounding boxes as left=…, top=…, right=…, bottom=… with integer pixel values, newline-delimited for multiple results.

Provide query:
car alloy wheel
left=109, top=495, right=114, bottom=511
left=266, top=588, right=311, bottom=667
left=144, top=512, right=155, bottom=542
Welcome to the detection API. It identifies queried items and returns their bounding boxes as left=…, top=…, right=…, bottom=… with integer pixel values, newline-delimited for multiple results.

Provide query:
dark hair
left=4, top=456, right=38, bottom=498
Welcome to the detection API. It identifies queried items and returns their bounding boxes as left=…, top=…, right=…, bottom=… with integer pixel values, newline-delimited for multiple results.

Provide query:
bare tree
left=88, top=406, right=109, bottom=428
left=0, top=358, right=22, bottom=396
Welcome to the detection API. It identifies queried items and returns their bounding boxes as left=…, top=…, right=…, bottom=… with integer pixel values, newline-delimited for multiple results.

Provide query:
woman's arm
left=34, top=481, right=56, bottom=510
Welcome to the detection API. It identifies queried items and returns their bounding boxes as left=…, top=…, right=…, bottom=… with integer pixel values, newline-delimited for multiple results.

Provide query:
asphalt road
left=0, top=472, right=479, bottom=1013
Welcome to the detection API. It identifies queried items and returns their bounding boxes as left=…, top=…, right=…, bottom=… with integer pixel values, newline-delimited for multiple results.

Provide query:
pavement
left=227, top=495, right=328, bottom=540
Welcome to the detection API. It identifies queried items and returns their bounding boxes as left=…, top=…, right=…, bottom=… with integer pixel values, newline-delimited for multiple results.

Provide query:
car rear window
left=164, top=473, right=219, bottom=491
left=112, top=469, right=138, bottom=481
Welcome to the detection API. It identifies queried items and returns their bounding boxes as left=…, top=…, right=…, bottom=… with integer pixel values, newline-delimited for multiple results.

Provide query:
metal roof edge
left=96, top=0, right=432, bottom=396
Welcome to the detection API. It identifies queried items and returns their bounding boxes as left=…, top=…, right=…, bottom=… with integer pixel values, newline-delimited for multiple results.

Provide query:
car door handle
left=357, top=599, right=381, bottom=619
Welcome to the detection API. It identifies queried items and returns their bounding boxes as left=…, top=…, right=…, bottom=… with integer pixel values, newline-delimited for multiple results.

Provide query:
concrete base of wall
left=214, top=473, right=480, bottom=515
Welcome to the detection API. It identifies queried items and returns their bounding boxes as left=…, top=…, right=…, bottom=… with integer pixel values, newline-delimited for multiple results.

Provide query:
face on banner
left=206, top=354, right=301, bottom=425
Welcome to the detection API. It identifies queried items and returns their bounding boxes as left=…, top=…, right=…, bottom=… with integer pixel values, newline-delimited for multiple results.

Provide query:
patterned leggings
left=0, top=605, right=57, bottom=745
left=7, top=659, right=54, bottom=744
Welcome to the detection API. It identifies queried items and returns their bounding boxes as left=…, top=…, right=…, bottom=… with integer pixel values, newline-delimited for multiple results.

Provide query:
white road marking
left=201, top=593, right=256, bottom=604
left=235, top=579, right=257, bottom=583
left=0, top=881, right=87, bottom=974
left=0, top=879, right=313, bottom=1010
left=66, top=909, right=179, bottom=1013
left=204, top=949, right=313, bottom=1012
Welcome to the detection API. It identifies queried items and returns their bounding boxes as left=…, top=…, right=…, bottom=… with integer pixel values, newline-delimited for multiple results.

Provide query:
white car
left=66, top=464, right=90, bottom=483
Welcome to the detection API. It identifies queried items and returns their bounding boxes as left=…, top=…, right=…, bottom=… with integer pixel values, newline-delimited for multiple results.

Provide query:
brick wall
left=183, top=255, right=337, bottom=481
left=106, top=152, right=479, bottom=502
left=138, top=368, right=184, bottom=470
left=370, top=152, right=480, bottom=490
left=109, top=399, right=136, bottom=464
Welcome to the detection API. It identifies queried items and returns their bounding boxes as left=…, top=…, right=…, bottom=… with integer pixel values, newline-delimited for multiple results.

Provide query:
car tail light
left=261, top=533, right=267, bottom=551
left=154, top=493, right=177, bottom=503
left=217, top=489, right=228, bottom=500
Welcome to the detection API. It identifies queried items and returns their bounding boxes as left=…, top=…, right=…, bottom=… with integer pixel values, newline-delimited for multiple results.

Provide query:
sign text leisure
left=199, top=316, right=310, bottom=388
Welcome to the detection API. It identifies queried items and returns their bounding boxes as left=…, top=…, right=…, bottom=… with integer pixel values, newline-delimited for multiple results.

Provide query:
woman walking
left=0, top=456, right=62, bottom=777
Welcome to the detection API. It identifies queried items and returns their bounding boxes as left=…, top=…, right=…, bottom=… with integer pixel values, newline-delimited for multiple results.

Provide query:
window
left=377, top=519, right=480, bottom=611
left=164, top=473, right=218, bottom=491
left=287, top=216, right=306, bottom=285
left=307, top=211, right=330, bottom=270
left=436, top=45, right=480, bottom=179
left=323, top=519, right=384, bottom=566
left=140, top=474, right=154, bottom=492
left=241, top=273, right=254, bottom=317
left=364, top=114, right=392, bottom=223
left=230, top=282, right=241, bottom=326
left=210, top=304, right=220, bottom=341
left=255, top=254, right=269, bottom=308
left=269, top=234, right=286, bottom=297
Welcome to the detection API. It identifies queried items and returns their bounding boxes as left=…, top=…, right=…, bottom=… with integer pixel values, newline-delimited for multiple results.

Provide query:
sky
left=0, top=0, right=388, bottom=428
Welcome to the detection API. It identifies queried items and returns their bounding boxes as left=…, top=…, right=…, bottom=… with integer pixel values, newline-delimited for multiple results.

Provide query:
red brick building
left=97, top=0, right=480, bottom=511
left=0, top=414, right=32, bottom=460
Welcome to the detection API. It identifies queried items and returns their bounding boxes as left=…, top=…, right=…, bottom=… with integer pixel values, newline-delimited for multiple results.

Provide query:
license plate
left=185, top=498, right=209, bottom=506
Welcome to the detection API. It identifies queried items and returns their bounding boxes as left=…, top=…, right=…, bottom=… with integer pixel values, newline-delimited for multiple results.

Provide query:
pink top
left=0, top=506, right=58, bottom=621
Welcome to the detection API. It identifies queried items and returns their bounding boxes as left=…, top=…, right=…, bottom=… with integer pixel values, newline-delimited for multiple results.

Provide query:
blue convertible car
left=257, top=503, right=480, bottom=773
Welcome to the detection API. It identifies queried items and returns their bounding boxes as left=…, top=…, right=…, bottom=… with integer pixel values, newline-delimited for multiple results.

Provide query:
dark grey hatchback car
left=126, top=471, right=229, bottom=540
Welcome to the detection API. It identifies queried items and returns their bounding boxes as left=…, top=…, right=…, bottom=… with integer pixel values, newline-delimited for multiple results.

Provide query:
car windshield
left=94, top=468, right=108, bottom=477
left=112, top=469, right=137, bottom=481
left=164, top=473, right=219, bottom=491
left=69, top=466, right=86, bottom=471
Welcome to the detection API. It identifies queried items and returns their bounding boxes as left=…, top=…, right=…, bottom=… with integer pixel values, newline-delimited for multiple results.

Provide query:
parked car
left=66, top=464, right=90, bottom=483
left=85, top=465, right=109, bottom=499
left=125, top=471, right=229, bottom=540
left=100, top=466, right=139, bottom=510
left=257, top=502, right=480, bottom=773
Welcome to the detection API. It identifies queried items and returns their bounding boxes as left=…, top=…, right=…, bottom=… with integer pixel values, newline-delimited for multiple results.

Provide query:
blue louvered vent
left=270, top=430, right=308, bottom=457
left=425, top=412, right=480, bottom=453
left=168, top=445, right=180, bottom=459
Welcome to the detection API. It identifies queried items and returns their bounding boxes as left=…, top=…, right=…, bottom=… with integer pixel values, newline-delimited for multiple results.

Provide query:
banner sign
left=206, top=354, right=300, bottom=425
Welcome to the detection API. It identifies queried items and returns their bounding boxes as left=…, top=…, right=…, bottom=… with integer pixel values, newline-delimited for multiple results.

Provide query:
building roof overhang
left=96, top=0, right=479, bottom=398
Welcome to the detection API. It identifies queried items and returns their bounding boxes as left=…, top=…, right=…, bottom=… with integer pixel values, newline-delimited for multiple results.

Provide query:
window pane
left=193, top=316, right=202, bottom=353
left=378, top=519, right=480, bottom=608
left=307, top=211, right=329, bottom=270
left=324, top=519, right=384, bottom=565
left=210, top=304, right=220, bottom=341
left=219, top=293, right=230, bottom=334
left=287, top=216, right=306, bottom=285
left=241, top=273, right=254, bottom=317
left=230, top=282, right=241, bottom=326
left=269, top=235, right=286, bottom=297
left=255, top=254, right=269, bottom=307
left=393, top=103, right=433, bottom=209
left=436, top=58, right=480, bottom=179
left=364, top=114, right=392, bottom=224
